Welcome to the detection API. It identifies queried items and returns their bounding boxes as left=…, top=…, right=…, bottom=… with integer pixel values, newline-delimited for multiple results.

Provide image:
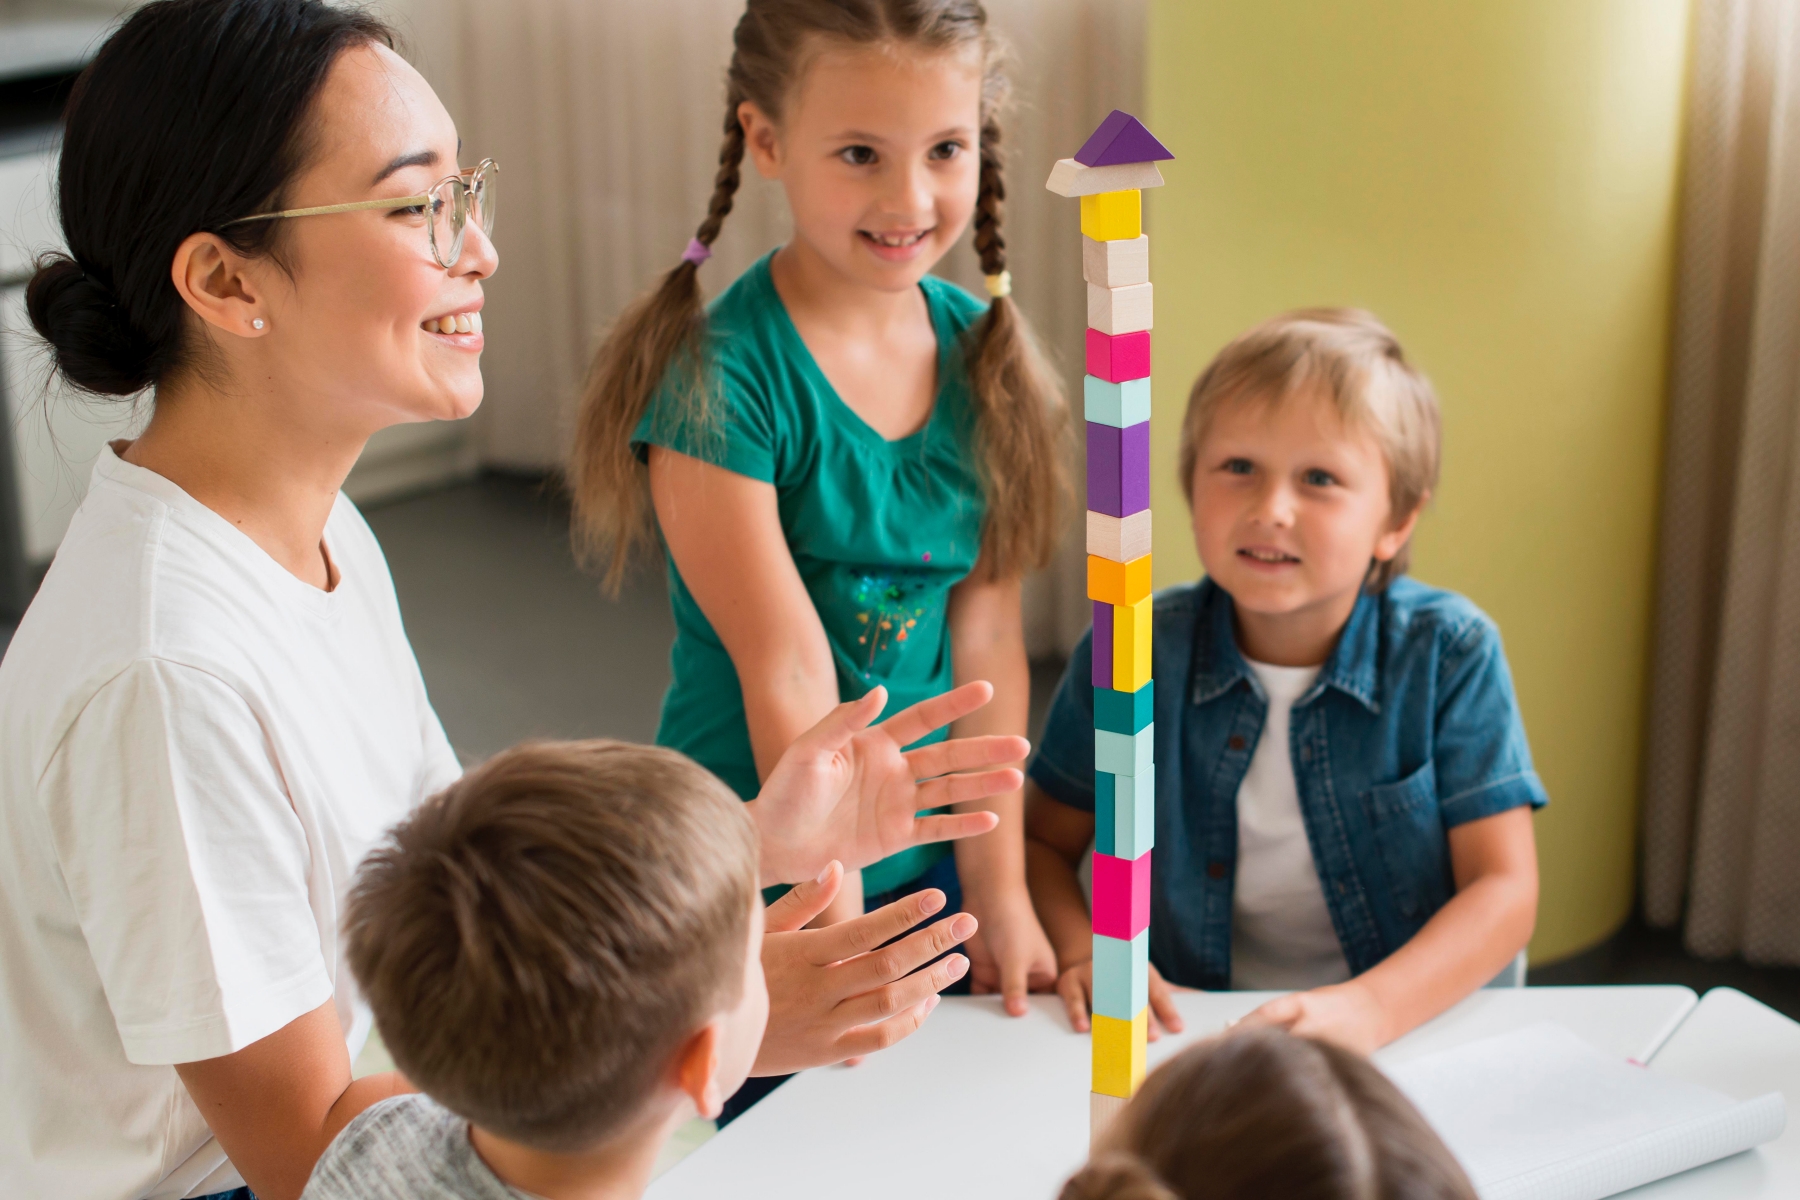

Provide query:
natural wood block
left=1088, top=510, right=1153, bottom=562
left=1087, top=329, right=1152, bottom=383
left=1080, top=190, right=1142, bottom=241
left=1084, top=375, right=1151, bottom=428
left=1087, top=281, right=1154, bottom=335
left=1083, top=235, right=1150, bottom=288
left=1092, top=931, right=1150, bottom=1020
left=1090, top=1090, right=1128, bottom=1143
left=1047, top=157, right=1165, bottom=197
left=1113, top=595, right=1152, bottom=692
left=1092, top=848, right=1152, bottom=941
left=1087, top=553, right=1152, bottom=606
left=1092, top=1008, right=1148, bottom=1097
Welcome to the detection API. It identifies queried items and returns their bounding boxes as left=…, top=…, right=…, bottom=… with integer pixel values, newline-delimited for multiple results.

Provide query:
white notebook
left=1387, top=1022, right=1785, bottom=1200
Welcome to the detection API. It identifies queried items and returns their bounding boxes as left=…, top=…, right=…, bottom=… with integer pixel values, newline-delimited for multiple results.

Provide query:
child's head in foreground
left=1179, top=309, right=1441, bottom=651
left=345, top=740, right=764, bottom=1153
left=1063, top=1027, right=1475, bottom=1200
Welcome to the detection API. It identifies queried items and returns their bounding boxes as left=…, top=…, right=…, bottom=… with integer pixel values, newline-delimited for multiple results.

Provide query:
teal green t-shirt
left=632, top=252, right=989, bottom=894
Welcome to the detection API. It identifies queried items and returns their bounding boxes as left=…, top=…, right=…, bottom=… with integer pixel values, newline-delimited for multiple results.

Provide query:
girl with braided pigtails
left=569, top=0, right=1069, bottom=1112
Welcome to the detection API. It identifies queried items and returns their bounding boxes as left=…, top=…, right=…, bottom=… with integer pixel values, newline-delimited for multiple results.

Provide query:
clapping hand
left=748, top=681, right=1027, bottom=886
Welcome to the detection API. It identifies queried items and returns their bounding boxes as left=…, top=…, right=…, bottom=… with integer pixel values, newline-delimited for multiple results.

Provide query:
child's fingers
left=831, top=994, right=942, bottom=1061
left=764, top=862, right=843, bottom=934
left=909, top=810, right=1000, bottom=845
left=913, top=768, right=1024, bottom=811
left=832, top=950, right=969, bottom=1028
left=1148, top=971, right=1186, bottom=1035
left=874, top=680, right=994, bottom=747
left=1057, top=970, right=1092, bottom=1033
left=902, top=734, right=1031, bottom=780
left=1240, top=994, right=1302, bottom=1032
left=789, top=688, right=886, bottom=757
left=834, top=912, right=977, bottom=995
left=803, top=889, right=951, bottom=967
left=1000, top=955, right=1031, bottom=1018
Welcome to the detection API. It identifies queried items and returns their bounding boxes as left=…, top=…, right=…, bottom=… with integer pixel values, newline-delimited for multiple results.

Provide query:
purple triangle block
left=1074, top=109, right=1174, bottom=167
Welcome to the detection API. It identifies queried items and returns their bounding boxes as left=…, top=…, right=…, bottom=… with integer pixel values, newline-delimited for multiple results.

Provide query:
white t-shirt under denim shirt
left=1230, top=658, right=1355, bottom=991
left=0, top=446, right=463, bottom=1200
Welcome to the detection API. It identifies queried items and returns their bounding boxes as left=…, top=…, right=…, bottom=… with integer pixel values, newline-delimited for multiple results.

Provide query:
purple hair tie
left=681, top=237, right=712, bottom=265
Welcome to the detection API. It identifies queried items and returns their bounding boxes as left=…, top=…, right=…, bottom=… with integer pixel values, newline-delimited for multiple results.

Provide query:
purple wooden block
left=1092, top=599, right=1113, bottom=689
left=1087, top=421, right=1151, bottom=517
left=1074, top=109, right=1175, bottom=167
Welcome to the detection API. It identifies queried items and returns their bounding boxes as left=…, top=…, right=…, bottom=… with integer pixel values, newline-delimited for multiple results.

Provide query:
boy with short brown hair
left=303, top=739, right=767, bottom=1199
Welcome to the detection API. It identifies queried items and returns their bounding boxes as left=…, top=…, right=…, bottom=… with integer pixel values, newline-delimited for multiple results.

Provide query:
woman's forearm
left=945, top=574, right=1030, bottom=903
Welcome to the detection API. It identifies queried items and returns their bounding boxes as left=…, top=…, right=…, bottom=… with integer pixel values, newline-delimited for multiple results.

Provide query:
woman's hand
left=753, top=863, right=977, bottom=1076
left=1238, top=979, right=1388, bottom=1055
left=963, top=892, right=1058, bottom=1016
left=1052, top=958, right=1187, bottom=1039
left=748, top=682, right=1027, bottom=886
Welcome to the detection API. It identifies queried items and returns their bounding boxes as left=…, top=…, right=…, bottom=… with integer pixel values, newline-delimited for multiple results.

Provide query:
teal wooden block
left=1109, top=765, right=1154, bottom=860
left=1094, top=681, right=1153, bottom=733
left=1092, top=931, right=1149, bottom=1020
left=1084, top=375, right=1151, bottom=429
left=1095, top=725, right=1153, bottom=776
left=1095, top=771, right=1116, bottom=856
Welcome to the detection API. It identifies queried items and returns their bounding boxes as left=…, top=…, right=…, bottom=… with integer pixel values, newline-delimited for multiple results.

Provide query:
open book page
left=1386, top=1022, right=1784, bottom=1200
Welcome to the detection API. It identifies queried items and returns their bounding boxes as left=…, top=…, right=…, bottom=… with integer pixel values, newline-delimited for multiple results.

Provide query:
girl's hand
left=1238, top=979, right=1388, bottom=1055
left=748, top=681, right=1028, bottom=886
left=1053, top=959, right=1187, bottom=1040
left=963, top=892, right=1058, bottom=1016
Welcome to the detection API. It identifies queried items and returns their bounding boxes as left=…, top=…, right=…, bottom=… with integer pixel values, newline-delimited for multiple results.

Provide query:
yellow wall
left=1145, top=1, right=1691, bottom=962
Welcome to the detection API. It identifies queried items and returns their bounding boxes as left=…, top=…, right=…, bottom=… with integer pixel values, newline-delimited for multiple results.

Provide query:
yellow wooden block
left=1092, top=1008, right=1148, bottom=1097
left=1080, top=189, right=1142, bottom=241
left=1087, top=553, right=1152, bottom=606
left=1113, top=596, right=1152, bottom=692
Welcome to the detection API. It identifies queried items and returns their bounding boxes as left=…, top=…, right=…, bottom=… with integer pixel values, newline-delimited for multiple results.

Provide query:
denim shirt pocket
left=1365, top=761, right=1453, bottom=926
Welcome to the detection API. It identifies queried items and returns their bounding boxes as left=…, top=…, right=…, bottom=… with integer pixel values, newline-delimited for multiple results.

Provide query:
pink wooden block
left=1086, top=329, right=1151, bottom=383
left=1091, top=849, right=1152, bottom=940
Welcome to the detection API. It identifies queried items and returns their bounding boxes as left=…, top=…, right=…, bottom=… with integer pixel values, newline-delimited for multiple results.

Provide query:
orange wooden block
left=1087, top=553, right=1152, bottom=606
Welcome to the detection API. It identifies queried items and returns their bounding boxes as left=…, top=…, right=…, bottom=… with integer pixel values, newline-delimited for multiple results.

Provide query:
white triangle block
left=1046, top=157, right=1166, bottom=197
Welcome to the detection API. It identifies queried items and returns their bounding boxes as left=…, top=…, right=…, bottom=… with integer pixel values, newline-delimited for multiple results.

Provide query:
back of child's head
left=569, top=0, right=1066, bottom=591
left=1061, top=1027, right=1475, bottom=1200
left=1178, top=308, right=1441, bottom=589
left=345, top=740, right=758, bottom=1152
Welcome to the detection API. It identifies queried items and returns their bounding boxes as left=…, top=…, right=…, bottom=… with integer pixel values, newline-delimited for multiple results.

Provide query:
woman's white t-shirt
left=1230, top=658, right=1354, bottom=991
left=0, top=447, right=462, bottom=1200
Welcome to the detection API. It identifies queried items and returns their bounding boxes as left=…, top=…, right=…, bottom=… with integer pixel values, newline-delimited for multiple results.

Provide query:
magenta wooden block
left=1091, top=849, right=1152, bottom=940
left=1087, top=329, right=1151, bottom=383
left=1087, top=421, right=1151, bottom=517
left=1092, top=599, right=1113, bottom=688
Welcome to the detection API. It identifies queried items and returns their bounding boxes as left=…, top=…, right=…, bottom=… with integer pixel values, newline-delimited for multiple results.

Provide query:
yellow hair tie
left=984, top=270, right=1012, bottom=298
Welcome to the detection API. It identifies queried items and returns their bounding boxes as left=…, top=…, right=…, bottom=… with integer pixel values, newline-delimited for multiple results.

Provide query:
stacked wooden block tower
left=1046, top=109, right=1173, bottom=1139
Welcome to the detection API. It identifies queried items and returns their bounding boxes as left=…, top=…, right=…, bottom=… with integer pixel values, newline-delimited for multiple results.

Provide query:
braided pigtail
left=964, top=110, right=1072, bottom=578
left=568, top=101, right=747, bottom=592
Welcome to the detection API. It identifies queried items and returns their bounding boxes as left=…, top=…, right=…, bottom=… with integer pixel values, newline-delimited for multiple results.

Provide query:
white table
left=647, top=986, right=1701, bottom=1200
left=1613, top=988, right=1800, bottom=1198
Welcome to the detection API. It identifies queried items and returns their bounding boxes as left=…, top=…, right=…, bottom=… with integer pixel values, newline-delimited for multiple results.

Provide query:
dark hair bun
left=1060, top=1153, right=1179, bottom=1200
left=25, top=254, right=156, bottom=396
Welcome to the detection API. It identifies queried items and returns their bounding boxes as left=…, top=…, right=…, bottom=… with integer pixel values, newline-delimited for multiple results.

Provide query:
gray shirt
left=302, top=1094, right=531, bottom=1200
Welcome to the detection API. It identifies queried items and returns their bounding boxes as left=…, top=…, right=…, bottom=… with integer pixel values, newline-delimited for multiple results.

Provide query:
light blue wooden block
left=1092, top=931, right=1149, bottom=1020
left=1084, top=375, right=1151, bottom=429
left=1111, top=765, right=1155, bottom=860
left=1095, top=725, right=1153, bottom=776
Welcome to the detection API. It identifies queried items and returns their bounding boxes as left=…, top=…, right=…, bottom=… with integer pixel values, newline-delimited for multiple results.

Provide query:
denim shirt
left=1029, top=577, right=1547, bottom=991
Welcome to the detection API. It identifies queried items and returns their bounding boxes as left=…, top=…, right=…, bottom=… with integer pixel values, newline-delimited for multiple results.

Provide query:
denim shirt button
left=1207, top=861, right=1228, bottom=880
left=1227, top=735, right=1246, bottom=751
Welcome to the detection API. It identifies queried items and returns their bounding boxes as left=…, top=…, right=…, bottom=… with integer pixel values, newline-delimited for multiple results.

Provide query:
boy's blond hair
left=344, top=740, right=758, bottom=1152
left=1177, top=308, right=1441, bottom=591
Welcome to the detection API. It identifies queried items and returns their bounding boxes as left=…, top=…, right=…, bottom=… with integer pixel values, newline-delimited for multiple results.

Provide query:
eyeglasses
left=224, top=158, right=498, bottom=269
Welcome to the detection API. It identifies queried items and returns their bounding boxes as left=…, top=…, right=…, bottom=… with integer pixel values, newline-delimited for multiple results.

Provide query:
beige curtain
left=379, top=0, right=1146, bottom=657
left=1642, top=0, right=1800, bottom=962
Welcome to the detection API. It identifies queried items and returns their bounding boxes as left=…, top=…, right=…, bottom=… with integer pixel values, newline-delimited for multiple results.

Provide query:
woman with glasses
left=0, top=3, right=1019, bottom=1198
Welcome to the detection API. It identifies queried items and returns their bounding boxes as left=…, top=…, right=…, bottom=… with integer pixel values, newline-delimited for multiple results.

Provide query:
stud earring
left=252, top=319, right=265, bottom=330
